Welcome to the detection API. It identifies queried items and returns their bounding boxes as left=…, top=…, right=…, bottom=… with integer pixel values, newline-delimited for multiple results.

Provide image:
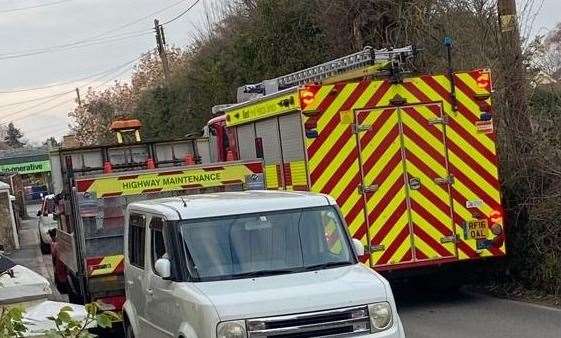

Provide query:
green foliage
left=0, top=303, right=118, bottom=338
left=0, top=307, right=27, bottom=337
left=44, top=303, right=118, bottom=338
left=4, top=122, right=25, bottom=149
left=502, top=86, right=561, bottom=296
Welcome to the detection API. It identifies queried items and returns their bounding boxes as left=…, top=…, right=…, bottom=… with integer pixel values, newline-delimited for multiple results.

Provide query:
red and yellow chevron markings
left=401, top=104, right=456, bottom=261
left=401, top=71, right=504, bottom=259
left=305, top=70, right=504, bottom=270
left=305, top=81, right=393, bottom=256
left=356, top=107, right=412, bottom=266
left=87, top=255, right=124, bottom=277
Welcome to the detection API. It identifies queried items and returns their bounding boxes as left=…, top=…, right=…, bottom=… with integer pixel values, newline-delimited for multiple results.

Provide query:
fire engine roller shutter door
left=278, top=113, right=307, bottom=190
left=401, top=104, right=456, bottom=261
left=255, top=119, right=283, bottom=189
left=237, top=123, right=257, bottom=160
left=356, top=107, right=414, bottom=266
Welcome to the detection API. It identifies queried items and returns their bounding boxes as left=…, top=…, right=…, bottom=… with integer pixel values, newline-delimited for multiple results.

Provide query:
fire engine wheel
left=67, top=291, right=83, bottom=304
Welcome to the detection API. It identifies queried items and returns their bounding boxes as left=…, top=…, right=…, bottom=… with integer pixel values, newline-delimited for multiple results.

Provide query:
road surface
left=8, top=203, right=561, bottom=337
left=397, top=285, right=561, bottom=338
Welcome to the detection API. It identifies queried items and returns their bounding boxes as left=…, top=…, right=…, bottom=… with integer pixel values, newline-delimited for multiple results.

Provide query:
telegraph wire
left=0, top=56, right=141, bottom=94
left=0, top=57, right=138, bottom=124
left=161, top=0, right=201, bottom=25
left=0, top=31, right=151, bottom=60
left=0, top=90, right=73, bottom=109
left=0, top=0, right=191, bottom=60
left=0, top=0, right=71, bottom=13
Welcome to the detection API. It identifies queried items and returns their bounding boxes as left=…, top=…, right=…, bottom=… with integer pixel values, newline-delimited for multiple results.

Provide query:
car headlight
left=368, top=302, right=393, bottom=332
left=217, top=320, right=247, bottom=338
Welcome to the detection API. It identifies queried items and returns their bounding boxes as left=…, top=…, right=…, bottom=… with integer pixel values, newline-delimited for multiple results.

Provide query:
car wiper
left=300, top=261, right=354, bottom=271
left=229, top=267, right=301, bottom=279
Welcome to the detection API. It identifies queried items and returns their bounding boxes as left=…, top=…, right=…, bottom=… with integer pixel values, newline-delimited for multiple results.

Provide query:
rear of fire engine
left=49, top=119, right=264, bottom=312
left=208, top=46, right=505, bottom=277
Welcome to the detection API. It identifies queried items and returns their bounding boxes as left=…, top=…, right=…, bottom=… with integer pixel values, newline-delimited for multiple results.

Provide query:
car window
left=128, top=214, right=146, bottom=269
left=150, top=217, right=167, bottom=273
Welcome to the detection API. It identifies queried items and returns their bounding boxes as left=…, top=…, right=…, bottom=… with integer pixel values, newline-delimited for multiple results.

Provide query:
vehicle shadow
left=391, top=280, right=482, bottom=310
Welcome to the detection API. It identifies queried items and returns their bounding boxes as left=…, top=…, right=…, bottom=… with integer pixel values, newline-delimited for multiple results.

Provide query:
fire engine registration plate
left=466, top=219, right=489, bottom=240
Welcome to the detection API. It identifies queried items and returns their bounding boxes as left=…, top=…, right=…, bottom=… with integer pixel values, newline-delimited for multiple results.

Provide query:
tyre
left=39, top=237, right=51, bottom=255
left=54, top=279, right=69, bottom=294
left=67, top=290, right=83, bottom=304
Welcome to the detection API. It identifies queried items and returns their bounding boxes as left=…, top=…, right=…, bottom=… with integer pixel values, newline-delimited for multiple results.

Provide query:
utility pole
left=154, top=19, right=170, bottom=83
left=497, top=0, right=529, bottom=135
left=75, top=88, right=82, bottom=106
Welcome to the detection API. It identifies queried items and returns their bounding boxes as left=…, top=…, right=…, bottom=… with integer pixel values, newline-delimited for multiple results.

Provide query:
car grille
left=246, top=305, right=370, bottom=337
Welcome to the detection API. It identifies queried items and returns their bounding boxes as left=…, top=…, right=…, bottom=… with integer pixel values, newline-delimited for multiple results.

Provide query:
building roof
left=128, top=190, right=336, bottom=221
left=0, top=147, right=49, bottom=165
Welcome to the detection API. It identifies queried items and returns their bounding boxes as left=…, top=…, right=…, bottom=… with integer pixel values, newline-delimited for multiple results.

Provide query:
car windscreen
left=178, top=206, right=355, bottom=282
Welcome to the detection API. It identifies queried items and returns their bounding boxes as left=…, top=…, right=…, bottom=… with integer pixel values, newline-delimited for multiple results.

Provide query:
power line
left=0, top=0, right=191, bottom=60
left=0, top=29, right=151, bottom=58
left=0, top=90, right=73, bottom=109
left=0, top=57, right=141, bottom=94
left=0, top=0, right=71, bottom=13
left=0, top=56, right=140, bottom=109
left=161, top=0, right=201, bottom=25
left=0, top=31, right=151, bottom=60
left=0, top=57, right=139, bottom=123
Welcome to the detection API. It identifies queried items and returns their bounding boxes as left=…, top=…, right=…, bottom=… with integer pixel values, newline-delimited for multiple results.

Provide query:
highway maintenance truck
left=49, top=120, right=264, bottom=311
left=207, top=45, right=506, bottom=276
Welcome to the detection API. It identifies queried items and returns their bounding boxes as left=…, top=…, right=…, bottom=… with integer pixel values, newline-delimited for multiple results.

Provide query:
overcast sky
left=0, top=0, right=559, bottom=144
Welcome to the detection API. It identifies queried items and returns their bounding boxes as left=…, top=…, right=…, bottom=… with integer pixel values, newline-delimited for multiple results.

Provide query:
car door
left=143, top=216, right=178, bottom=337
left=124, top=213, right=148, bottom=337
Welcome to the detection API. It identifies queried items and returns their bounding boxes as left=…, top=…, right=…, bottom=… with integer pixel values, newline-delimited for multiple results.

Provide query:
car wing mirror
left=352, top=238, right=365, bottom=257
left=154, top=258, right=172, bottom=279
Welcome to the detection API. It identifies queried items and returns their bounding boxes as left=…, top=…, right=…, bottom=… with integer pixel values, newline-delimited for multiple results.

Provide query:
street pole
left=75, top=88, right=82, bottom=106
left=497, top=0, right=529, bottom=136
left=154, top=19, right=171, bottom=83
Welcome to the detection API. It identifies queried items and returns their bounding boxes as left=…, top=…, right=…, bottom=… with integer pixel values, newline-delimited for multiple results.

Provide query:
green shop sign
left=0, top=160, right=51, bottom=174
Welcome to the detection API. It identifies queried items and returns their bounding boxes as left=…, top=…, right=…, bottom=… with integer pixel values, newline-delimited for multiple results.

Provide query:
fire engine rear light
left=300, top=85, right=320, bottom=110
left=475, top=69, right=493, bottom=92
left=489, top=210, right=502, bottom=224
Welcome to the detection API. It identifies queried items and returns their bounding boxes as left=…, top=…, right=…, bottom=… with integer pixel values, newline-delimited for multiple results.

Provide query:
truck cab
left=123, top=190, right=405, bottom=338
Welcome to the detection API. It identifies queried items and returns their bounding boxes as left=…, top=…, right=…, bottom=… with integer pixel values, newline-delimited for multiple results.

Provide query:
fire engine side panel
left=255, top=119, right=283, bottom=189
left=237, top=124, right=257, bottom=160
left=278, top=113, right=308, bottom=190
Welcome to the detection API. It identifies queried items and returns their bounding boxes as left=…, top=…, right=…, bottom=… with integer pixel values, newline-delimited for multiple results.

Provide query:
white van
left=123, top=191, right=405, bottom=338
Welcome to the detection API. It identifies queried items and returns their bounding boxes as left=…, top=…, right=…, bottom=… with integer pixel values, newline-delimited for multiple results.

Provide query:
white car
left=123, top=191, right=405, bottom=338
left=37, top=194, right=57, bottom=254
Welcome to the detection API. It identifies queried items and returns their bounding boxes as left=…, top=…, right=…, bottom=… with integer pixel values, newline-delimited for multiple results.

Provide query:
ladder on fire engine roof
left=237, top=45, right=417, bottom=103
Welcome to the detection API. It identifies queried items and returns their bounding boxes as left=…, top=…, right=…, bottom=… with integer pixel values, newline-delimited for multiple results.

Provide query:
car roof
left=127, top=190, right=336, bottom=220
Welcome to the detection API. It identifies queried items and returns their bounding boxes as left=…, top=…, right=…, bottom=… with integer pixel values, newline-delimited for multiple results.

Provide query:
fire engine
left=207, top=45, right=506, bottom=274
left=49, top=119, right=264, bottom=311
